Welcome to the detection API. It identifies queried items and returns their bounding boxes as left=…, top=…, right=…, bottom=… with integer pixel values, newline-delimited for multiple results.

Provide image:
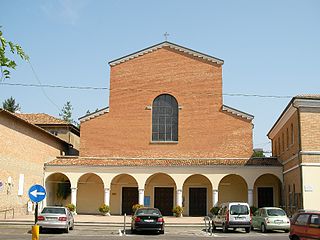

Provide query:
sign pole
left=34, top=202, right=38, bottom=224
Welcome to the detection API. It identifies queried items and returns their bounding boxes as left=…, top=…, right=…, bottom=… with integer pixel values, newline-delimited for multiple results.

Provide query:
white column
left=104, top=188, right=110, bottom=206
left=176, top=189, right=183, bottom=206
left=213, top=189, right=219, bottom=207
left=248, top=189, right=253, bottom=207
left=138, top=189, right=144, bottom=205
left=71, top=187, right=77, bottom=207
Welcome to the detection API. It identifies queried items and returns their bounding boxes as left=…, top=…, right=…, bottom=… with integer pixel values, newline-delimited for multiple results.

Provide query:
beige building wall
left=302, top=166, right=320, bottom=210
left=0, top=113, right=67, bottom=216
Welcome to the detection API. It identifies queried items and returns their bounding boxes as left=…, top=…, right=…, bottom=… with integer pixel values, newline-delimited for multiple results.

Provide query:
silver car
left=37, top=206, right=74, bottom=233
left=252, top=207, right=290, bottom=233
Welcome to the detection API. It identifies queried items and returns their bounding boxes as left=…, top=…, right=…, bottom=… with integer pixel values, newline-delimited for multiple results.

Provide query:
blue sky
left=1, top=0, right=320, bottom=153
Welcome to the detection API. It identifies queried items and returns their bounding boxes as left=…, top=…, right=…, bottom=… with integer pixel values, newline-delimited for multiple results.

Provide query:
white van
left=213, top=202, right=251, bottom=233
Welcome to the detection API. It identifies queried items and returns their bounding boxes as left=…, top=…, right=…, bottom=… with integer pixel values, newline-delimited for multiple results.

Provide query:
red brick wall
left=80, top=47, right=253, bottom=158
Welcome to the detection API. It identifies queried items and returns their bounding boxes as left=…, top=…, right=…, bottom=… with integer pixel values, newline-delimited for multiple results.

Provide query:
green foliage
left=250, top=206, right=258, bottom=215
left=59, top=101, right=73, bottom=123
left=252, top=149, right=265, bottom=158
left=0, top=27, right=29, bottom=80
left=56, top=181, right=71, bottom=200
left=66, top=203, right=76, bottom=212
left=172, top=205, right=183, bottom=217
left=132, top=204, right=143, bottom=214
left=2, top=96, right=21, bottom=113
left=98, top=204, right=110, bottom=214
left=210, top=206, right=220, bottom=215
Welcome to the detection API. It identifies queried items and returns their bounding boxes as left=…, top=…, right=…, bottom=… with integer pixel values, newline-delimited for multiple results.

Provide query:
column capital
left=71, top=187, right=77, bottom=191
left=104, top=187, right=110, bottom=191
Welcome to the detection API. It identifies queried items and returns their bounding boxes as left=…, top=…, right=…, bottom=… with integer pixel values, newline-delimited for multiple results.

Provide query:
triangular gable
left=108, top=41, right=224, bottom=66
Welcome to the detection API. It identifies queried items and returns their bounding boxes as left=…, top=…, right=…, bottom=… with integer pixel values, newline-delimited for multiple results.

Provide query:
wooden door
left=122, top=187, right=138, bottom=215
left=154, top=187, right=174, bottom=216
left=189, top=188, right=207, bottom=216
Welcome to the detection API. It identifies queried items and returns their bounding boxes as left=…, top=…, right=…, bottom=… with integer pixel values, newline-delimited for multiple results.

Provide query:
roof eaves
left=79, top=107, right=109, bottom=122
left=0, top=109, right=71, bottom=146
left=108, top=41, right=224, bottom=66
left=222, top=105, right=254, bottom=120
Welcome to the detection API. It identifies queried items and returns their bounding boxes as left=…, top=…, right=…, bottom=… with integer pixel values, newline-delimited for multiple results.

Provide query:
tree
left=2, top=96, right=21, bottom=113
left=0, top=27, right=29, bottom=81
left=59, top=101, right=73, bottom=123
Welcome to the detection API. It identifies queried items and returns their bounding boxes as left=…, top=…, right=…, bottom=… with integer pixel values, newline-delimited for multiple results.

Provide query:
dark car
left=289, top=210, right=320, bottom=240
left=131, top=207, right=164, bottom=234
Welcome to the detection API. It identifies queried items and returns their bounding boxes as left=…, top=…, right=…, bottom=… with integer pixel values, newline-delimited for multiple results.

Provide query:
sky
left=1, top=0, right=320, bottom=154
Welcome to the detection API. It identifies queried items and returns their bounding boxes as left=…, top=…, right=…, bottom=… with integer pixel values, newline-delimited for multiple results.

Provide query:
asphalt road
left=0, top=224, right=290, bottom=240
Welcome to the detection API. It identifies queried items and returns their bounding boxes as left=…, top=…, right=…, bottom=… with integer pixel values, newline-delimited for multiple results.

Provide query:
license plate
left=235, top=217, right=244, bottom=220
left=144, top=219, right=154, bottom=222
left=274, top=220, right=283, bottom=224
left=46, top=217, right=57, bottom=221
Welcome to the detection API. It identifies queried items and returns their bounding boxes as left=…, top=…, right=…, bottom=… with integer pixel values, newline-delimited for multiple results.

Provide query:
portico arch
left=254, top=174, right=282, bottom=208
left=218, top=174, right=248, bottom=205
left=145, top=173, right=177, bottom=216
left=77, top=173, right=104, bottom=214
left=110, top=174, right=138, bottom=215
left=183, top=174, right=212, bottom=216
left=45, top=172, right=71, bottom=207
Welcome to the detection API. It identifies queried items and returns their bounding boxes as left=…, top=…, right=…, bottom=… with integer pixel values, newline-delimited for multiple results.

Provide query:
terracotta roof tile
left=45, top=157, right=281, bottom=167
left=14, top=113, right=68, bottom=125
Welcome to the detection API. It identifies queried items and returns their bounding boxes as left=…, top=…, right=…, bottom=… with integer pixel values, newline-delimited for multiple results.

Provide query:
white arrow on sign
left=30, top=189, right=45, bottom=198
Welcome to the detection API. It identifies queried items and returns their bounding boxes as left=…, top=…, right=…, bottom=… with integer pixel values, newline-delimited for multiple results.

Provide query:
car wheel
left=222, top=223, right=228, bottom=233
left=70, top=223, right=74, bottom=230
left=65, top=225, right=69, bottom=233
left=261, top=223, right=266, bottom=233
left=292, top=235, right=300, bottom=240
left=245, top=227, right=250, bottom=233
left=160, top=230, right=164, bottom=234
left=284, top=229, right=289, bottom=233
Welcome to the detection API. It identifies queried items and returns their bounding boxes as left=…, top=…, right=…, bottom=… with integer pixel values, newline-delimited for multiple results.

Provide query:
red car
left=289, top=210, right=320, bottom=240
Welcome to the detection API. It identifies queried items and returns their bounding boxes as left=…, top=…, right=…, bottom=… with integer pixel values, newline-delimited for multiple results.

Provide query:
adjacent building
left=0, top=109, right=70, bottom=216
left=268, top=95, right=320, bottom=214
left=44, top=42, right=282, bottom=216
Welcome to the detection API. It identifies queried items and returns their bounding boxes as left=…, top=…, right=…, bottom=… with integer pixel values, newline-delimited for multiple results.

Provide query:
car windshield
left=230, top=205, right=249, bottom=215
left=267, top=209, right=286, bottom=216
left=41, top=207, right=66, bottom=214
left=136, top=209, right=161, bottom=215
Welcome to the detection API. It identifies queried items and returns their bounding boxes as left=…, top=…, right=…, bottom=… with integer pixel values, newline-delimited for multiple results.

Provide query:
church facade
left=44, top=42, right=282, bottom=216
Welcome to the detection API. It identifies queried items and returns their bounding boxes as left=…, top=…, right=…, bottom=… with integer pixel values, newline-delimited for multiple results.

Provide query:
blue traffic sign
left=28, top=184, right=46, bottom=203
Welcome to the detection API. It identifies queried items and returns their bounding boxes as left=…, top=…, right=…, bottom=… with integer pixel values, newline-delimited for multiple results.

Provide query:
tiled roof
left=45, top=157, right=281, bottom=167
left=14, top=113, right=69, bottom=125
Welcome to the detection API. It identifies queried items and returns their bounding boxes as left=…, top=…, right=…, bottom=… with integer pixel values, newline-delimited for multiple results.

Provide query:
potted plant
left=132, top=204, right=143, bottom=214
left=172, top=205, right=183, bottom=217
left=98, top=204, right=110, bottom=216
left=66, top=203, right=76, bottom=214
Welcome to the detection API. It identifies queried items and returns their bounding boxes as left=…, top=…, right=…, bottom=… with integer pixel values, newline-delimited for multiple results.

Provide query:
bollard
left=123, top=213, right=126, bottom=235
left=32, top=225, right=39, bottom=240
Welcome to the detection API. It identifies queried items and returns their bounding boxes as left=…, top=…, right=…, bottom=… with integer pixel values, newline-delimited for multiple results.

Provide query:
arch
left=253, top=174, right=282, bottom=208
left=110, top=174, right=139, bottom=215
left=218, top=174, right=248, bottom=205
left=45, top=172, right=71, bottom=207
left=77, top=173, right=104, bottom=214
left=145, top=173, right=177, bottom=216
left=183, top=174, right=212, bottom=216
left=152, top=94, right=178, bottom=142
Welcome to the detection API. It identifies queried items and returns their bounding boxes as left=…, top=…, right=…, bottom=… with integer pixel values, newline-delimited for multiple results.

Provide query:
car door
left=252, top=210, right=260, bottom=228
left=292, top=213, right=310, bottom=239
left=305, top=214, right=320, bottom=239
left=214, top=207, right=225, bottom=227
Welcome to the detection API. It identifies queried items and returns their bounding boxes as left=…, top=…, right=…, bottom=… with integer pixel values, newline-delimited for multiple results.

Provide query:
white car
left=213, top=202, right=251, bottom=233
left=37, top=206, right=74, bottom=233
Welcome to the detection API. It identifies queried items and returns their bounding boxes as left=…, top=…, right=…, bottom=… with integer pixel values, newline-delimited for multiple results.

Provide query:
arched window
left=152, top=94, right=178, bottom=142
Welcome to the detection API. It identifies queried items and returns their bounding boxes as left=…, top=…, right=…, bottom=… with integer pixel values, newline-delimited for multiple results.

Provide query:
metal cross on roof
left=163, top=32, right=169, bottom=41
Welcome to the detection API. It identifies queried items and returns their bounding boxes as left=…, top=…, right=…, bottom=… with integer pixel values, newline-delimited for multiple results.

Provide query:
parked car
left=212, top=202, right=251, bottom=233
left=131, top=207, right=164, bottom=234
left=289, top=210, right=320, bottom=240
left=37, top=206, right=74, bottom=233
left=252, top=207, right=290, bottom=233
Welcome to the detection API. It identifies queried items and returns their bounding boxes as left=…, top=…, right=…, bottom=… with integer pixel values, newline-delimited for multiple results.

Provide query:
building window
left=291, top=123, right=294, bottom=145
left=152, top=94, right=178, bottom=142
left=286, top=128, right=289, bottom=149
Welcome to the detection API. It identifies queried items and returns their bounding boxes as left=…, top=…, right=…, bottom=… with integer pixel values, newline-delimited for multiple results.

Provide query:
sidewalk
left=0, top=214, right=205, bottom=227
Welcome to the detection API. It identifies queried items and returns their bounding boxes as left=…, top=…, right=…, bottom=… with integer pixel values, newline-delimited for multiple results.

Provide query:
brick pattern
left=80, top=47, right=253, bottom=159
